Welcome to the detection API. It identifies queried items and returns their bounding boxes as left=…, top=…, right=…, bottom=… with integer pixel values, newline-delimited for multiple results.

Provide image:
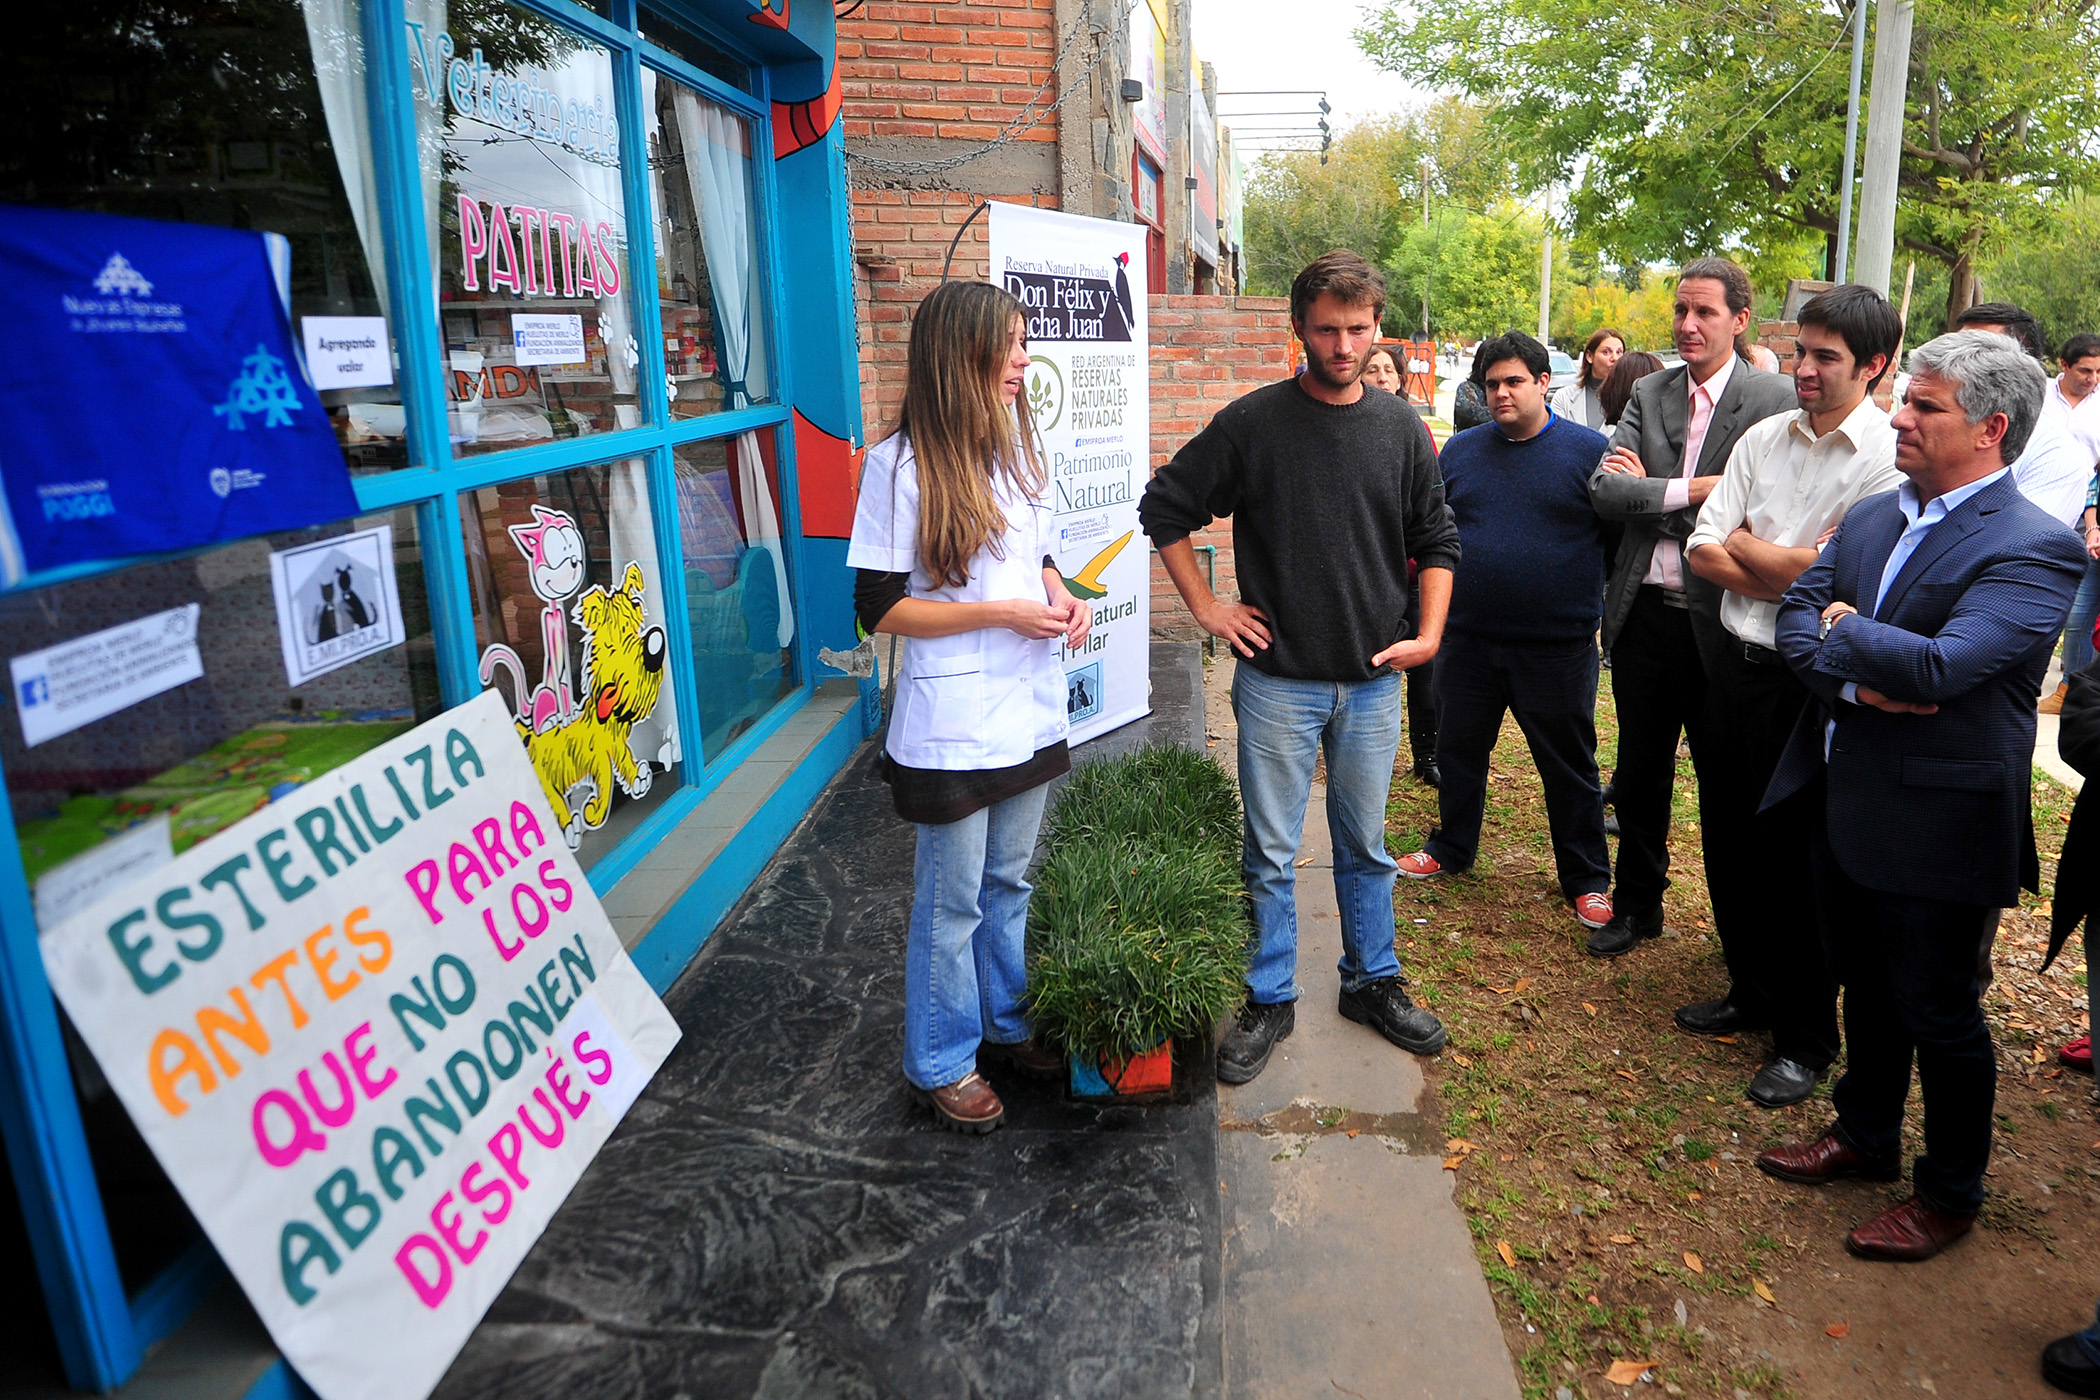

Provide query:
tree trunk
left=1944, top=225, right=1984, bottom=325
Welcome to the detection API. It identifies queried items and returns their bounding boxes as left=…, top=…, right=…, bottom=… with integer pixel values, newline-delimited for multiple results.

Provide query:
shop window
left=643, top=67, right=772, bottom=420
left=672, top=432, right=795, bottom=760
left=639, top=6, right=752, bottom=91
left=2, top=511, right=439, bottom=1294
left=421, top=4, right=641, bottom=454
left=461, top=460, right=679, bottom=867
left=0, top=0, right=412, bottom=474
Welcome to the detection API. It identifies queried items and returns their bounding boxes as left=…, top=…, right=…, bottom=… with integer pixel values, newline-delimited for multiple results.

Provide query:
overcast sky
left=1190, top=0, right=1432, bottom=152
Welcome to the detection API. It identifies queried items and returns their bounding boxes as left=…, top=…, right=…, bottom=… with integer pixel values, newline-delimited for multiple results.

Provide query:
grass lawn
left=1386, top=681, right=2097, bottom=1400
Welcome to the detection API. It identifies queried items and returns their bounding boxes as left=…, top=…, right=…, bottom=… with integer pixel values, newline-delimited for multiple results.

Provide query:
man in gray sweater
left=1140, top=250, right=1462, bottom=1085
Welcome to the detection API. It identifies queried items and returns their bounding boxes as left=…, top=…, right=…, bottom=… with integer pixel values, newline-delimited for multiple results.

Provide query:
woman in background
left=1551, top=328, right=1626, bottom=430
left=1364, top=344, right=1440, bottom=786
left=1597, top=350, right=1665, bottom=429
left=848, top=281, right=1091, bottom=1134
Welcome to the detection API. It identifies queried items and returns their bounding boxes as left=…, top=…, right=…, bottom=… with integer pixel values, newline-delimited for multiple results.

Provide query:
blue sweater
left=1440, top=413, right=1610, bottom=643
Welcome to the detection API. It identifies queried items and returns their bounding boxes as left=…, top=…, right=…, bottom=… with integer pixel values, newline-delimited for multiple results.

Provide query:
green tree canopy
left=1356, top=0, right=2100, bottom=326
left=1239, top=99, right=1524, bottom=313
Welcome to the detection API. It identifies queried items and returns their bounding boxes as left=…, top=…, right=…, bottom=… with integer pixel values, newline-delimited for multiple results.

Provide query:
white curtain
left=609, top=462, right=681, bottom=769
left=303, top=0, right=445, bottom=314
left=735, top=430, right=793, bottom=649
left=673, top=90, right=769, bottom=409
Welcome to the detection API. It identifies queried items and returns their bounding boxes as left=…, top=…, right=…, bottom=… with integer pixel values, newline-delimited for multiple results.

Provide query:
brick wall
left=841, top=1, right=1064, bottom=437
left=1145, top=294, right=1295, bottom=641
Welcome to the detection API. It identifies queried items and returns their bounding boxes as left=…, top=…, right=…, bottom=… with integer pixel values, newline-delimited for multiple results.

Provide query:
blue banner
left=0, top=207, right=361, bottom=582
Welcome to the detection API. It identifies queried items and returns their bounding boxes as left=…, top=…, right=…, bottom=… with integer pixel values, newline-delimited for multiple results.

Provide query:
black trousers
left=1703, top=644, right=1838, bottom=1065
left=1608, top=587, right=1718, bottom=922
left=1423, top=632, right=1611, bottom=898
left=1404, top=579, right=1437, bottom=765
left=1812, top=807, right=1996, bottom=1215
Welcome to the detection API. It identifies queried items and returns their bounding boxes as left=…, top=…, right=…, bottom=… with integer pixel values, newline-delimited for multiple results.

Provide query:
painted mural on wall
left=478, top=507, right=667, bottom=846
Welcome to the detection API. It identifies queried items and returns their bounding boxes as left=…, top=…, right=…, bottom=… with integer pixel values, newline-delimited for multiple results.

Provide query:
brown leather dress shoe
left=911, top=1071, right=1004, bottom=1133
left=1845, top=1194, right=1976, bottom=1262
left=979, top=1037, right=1065, bottom=1080
left=1755, top=1127, right=1902, bottom=1185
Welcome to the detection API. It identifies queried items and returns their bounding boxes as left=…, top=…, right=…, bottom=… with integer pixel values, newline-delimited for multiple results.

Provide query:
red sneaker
left=1397, top=851, right=1444, bottom=880
left=2061, top=1035, right=2093, bottom=1072
left=1572, top=892, right=1613, bottom=930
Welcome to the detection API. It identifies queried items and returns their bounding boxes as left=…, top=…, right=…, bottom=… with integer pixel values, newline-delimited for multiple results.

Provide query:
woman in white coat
left=848, top=280, right=1091, bottom=1133
left=1550, top=327, right=1626, bottom=430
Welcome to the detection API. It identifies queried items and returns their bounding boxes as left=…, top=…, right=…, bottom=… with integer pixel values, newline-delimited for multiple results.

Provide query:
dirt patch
left=1381, top=691, right=2098, bottom=1400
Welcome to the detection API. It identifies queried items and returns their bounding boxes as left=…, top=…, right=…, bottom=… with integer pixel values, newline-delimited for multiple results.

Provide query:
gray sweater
left=1140, top=377, right=1460, bottom=683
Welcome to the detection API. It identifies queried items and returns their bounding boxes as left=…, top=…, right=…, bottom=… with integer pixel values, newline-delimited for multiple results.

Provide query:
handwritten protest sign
left=39, top=689, right=681, bottom=1400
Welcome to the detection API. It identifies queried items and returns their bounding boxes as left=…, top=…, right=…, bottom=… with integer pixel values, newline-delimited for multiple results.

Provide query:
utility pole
left=1421, top=155, right=1432, bottom=340
left=1854, top=0, right=1915, bottom=295
left=1834, top=0, right=1868, bottom=281
left=1537, top=195, right=1553, bottom=342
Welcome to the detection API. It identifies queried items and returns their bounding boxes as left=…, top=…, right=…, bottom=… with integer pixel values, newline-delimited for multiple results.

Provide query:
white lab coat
left=847, top=435, right=1069, bottom=770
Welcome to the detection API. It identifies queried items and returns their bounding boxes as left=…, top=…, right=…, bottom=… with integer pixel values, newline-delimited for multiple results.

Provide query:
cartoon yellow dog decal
left=481, top=557, right=668, bottom=847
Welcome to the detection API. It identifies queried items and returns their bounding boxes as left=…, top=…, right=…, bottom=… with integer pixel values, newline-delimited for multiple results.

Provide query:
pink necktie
left=1655, top=382, right=1714, bottom=590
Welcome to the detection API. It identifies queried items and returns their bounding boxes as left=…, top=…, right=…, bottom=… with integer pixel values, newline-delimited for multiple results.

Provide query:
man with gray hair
left=1754, top=330, right=2085, bottom=1262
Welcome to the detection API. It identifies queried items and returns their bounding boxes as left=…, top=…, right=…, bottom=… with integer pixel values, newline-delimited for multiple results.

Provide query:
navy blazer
left=1765, top=472, right=2085, bottom=907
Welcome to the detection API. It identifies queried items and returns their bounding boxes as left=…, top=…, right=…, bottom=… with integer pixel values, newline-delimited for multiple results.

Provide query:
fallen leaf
left=1294, top=856, right=1315, bottom=867
left=1683, top=1252, right=1704, bottom=1273
left=1442, top=1156, right=1466, bottom=1171
left=1512, top=977, right=1533, bottom=994
left=1583, top=1002, right=1598, bottom=1016
left=1687, top=1191, right=1703, bottom=1202
left=1826, top=1322, right=1851, bottom=1339
left=1451, top=1053, right=1473, bottom=1067
left=2033, top=1045, right=2049, bottom=1065
left=1715, top=1035, right=1738, bottom=1044
left=1446, top=1137, right=1479, bottom=1153
left=1609, top=1233, right=1637, bottom=1244
left=1496, top=1239, right=1518, bottom=1268
left=1604, top=1359, right=1657, bottom=1385
left=1615, top=1069, right=1639, bottom=1082
left=1488, top=985, right=1513, bottom=994
left=1587, top=1293, right=1601, bottom=1305
left=1706, top=1160, right=1721, bottom=1175
left=1753, top=1278, right=1776, bottom=1304
left=1345, top=1128, right=1359, bottom=1138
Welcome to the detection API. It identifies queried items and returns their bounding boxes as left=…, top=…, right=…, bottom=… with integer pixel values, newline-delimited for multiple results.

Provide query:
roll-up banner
left=987, top=203, right=1151, bottom=746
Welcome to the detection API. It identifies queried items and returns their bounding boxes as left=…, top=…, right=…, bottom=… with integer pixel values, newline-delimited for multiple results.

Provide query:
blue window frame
left=0, top=0, right=814, bottom=1389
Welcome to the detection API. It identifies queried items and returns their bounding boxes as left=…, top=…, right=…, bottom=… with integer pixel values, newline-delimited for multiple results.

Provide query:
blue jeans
left=2063, top=556, right=2100, bottom=676
left=1233, top=664, right=1406, bottom=1005
left=904, top=782, right=1050, bottom=1090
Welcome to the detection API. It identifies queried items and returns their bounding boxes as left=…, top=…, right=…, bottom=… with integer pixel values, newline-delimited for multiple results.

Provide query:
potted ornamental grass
left=1027, top=745, right=1248, bottom=1101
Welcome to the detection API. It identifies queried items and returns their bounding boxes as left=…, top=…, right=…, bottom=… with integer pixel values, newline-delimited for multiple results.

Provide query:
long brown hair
left=1578, top=327, right=1625, bottom=388
left=885, top=280, right=1045, bottom=588
left=1598, top=351, right=1665, bottom=426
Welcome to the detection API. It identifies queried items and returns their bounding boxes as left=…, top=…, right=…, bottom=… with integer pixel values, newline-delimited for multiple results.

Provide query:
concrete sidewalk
left=1205, top=657, right=1521, bottom=1400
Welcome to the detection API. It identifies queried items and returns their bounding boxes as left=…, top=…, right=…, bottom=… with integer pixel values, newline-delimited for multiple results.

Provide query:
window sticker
left=11, top=603, right=205, bottom=747
left=301, top=317, right=395, bottom=390
left=268, top=525, right=407, bottom=687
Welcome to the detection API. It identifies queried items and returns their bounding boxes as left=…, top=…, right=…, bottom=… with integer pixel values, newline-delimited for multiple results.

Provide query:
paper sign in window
left=301, top=316, right=395, bottom=389
left=512, top=313, right=586, bottom=366
left=10, top=604, right=204, bottom=747
left=268, top=525, right=406, bottom=686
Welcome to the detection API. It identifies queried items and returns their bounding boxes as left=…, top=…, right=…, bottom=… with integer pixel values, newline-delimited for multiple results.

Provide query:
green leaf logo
left=1026, top=355, right=1064, bottom=432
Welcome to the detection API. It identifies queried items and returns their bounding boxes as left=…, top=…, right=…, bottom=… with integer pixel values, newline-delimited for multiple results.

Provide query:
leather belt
left=1741, top=641, right=1785, bottom=667
left=1641, top=585, right=1689, bottom=610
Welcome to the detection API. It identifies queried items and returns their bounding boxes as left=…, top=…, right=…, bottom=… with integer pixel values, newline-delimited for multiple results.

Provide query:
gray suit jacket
left=1589, top=357, right=1799, bottom=652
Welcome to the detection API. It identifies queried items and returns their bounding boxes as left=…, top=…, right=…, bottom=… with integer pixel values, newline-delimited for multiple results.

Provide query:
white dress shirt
left=1642, top=355, right=1738, bottom=588
left=2041, top=376, right=2100, bottom=474
left=2009, top=411, right=2091, bottom=527
left=1687, top=397, right=1902, bottom=648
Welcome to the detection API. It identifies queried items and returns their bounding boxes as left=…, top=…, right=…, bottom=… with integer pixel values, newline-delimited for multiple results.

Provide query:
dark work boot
left=1338, top=977, right=1447, bottom=1055
left=1586, top=905, right=1661, bottom=958
left=1217, top=998, right=1295, bottom=1085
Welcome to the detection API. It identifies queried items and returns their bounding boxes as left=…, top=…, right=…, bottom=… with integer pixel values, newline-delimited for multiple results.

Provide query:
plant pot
left=1069, top=1038, right=1175, bottom=1102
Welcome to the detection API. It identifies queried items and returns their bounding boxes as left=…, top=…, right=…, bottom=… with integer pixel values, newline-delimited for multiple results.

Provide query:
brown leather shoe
left=1755, top=1127, right=1902, bottom=1185
left=2042, top=682, right=2069, bottom=715
left=1845, top=1194, right=1976, bottom=1261
left=911, top=1071, right=1004, bottom=1133
left=979, top=1037, right=1065, bottom=1080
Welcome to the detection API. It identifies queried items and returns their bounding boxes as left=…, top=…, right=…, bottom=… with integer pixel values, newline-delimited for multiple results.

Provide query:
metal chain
left=844, top=0, right=1108, bottom=177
